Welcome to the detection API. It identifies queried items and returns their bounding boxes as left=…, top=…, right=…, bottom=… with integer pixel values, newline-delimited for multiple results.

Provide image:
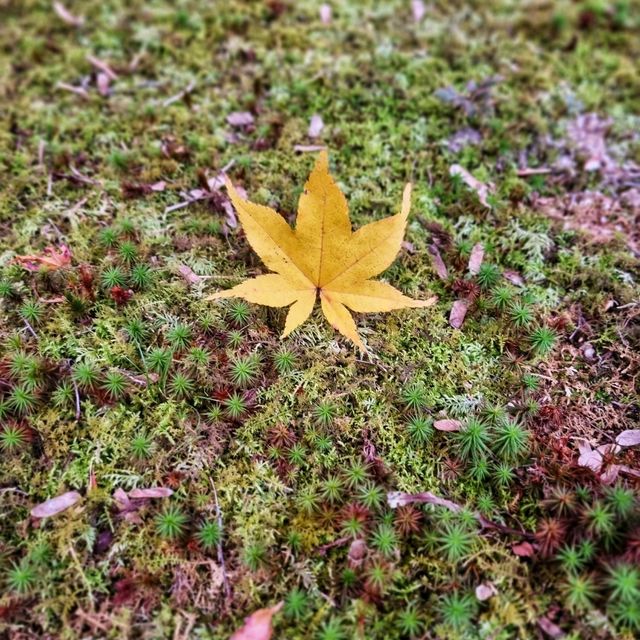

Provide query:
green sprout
left=229, top=353, right=261, bottom=387
left=455, top=418, right=491, bottom=460
left=0, top=424, right=27, bottom=451
left=155, top=505, right=188, bottom=539
left=196, top=520, right=221, bottom=549
left=274, top=348, right=296, bottom=374
left=529, top=326, right=557, bottom=355
left=5, top=561, right=37, bottom=594
left=167, top=323, right=192, bottom=350
left=224, top=392, right=247, bottom=419
left=371, top=523, right=399, bottom=557
left=130, top=263, right=153, bottom=289
left=407, top=415, right=434, bottom=444
left=101, top=266, right=126, bottom=289
left=401, top=382, right=429, bottom=412
left=313, top=400, right=339, bottom=426
left=284, top=587, right=309, bottom=620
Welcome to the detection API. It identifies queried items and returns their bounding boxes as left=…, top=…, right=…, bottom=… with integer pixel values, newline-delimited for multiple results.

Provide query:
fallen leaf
left=577, top=439, right=621, bottom=473
left=15, top=245, right=72, bottom=272
left=227, top=112, right=254, bottom=128
left=449, top=299, right=469, bottom=329
left=475, top=582, right=497, bottom=601
left=319, top=4, right=332, bottom=24
left=450, top=164, right=492, bottom=208
left=619, top=465, right=640, bottom=479
left=434, top=419, right=462, bottom=432
left=616, top=430, right=640, bottom=447
left=230, top=602, right=283, bottom=640
left=53, top=1, right=84, bottom=26
left=468, top=242, right=484, bottom=275
left=128, top=487, right=174, bottom=499
left=511, top=541, right=535, bottom=557
left=31, top=491, right=82, bottom=518
left=576, top=439, right=603, bottom=472
left=427, top=244, right=448, bottom=279
left=209, top=151, right=436, bottom=349
left=308, top=114, right=324, bottom=138
left=599, top=464, right=621, bottom=485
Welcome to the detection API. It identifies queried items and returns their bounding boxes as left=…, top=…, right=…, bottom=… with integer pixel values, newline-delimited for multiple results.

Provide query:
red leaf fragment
left=475, top=582, right=497, bottom=601
left=468, top=242, right=484, bottom=275
left=450, top=164, right=493, bottom=208
left=128, top=487, right=174, bottom=499
left=434, top=419, right=462, bottom=432
left=15, top=244, right=72, bottom=272
left=227, top=112, right=254, bottom=127
left=449, top=299, right=469, bottom=329
left=177, top=264, right=203, bottom=285
left=511, top=541, right=535, bottom=557
left=411, top=0, right=426, bottom=22
left=308, top=114, right=324, bottom=139
left=230, top=602, right=283, bottom=640
left=319, top=4, right=332, bottom=24
left=96, top=72, right=110, bottom=96
left=537, top=616, right=565, bottom=639
left=31, top=491, right=82, bottom=518
left=428, top=244, right=448, bottom=279
left=503, top=269, right=524, bottom=286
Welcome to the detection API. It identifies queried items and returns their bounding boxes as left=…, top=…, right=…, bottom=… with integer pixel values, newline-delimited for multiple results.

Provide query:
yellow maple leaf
left=209, top=151, right=436, bottom=349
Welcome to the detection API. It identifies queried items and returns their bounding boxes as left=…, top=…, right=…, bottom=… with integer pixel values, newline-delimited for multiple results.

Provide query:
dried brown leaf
left=230, top=602, right=283, bottom=640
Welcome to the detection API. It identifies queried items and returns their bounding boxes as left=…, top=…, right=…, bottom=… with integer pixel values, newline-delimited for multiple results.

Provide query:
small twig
left=86, top=54, right=118, bottom=80
left=57, top=81, right=90, bottom=100
left=210, top=478, right=231, bottom=601
left=68, top=544, right=94, bottom=603
left=72, top=376, right=81, bottom=421
left=316, top=536, right=350, bottom=555
left=23, top=318, right=38, bottom=339
left=516, top=167, right=553, bottom=177
left=163, top=81, right=195, bottom=107
left=0, top=487, right=28, bottom=496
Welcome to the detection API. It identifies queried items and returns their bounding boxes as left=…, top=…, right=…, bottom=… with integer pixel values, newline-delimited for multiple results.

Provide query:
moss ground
left=1, top=1, right=639, bottom=638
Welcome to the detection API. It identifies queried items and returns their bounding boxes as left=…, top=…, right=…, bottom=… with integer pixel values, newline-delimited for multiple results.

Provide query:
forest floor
left=1, top=1, right=639, bottom=639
